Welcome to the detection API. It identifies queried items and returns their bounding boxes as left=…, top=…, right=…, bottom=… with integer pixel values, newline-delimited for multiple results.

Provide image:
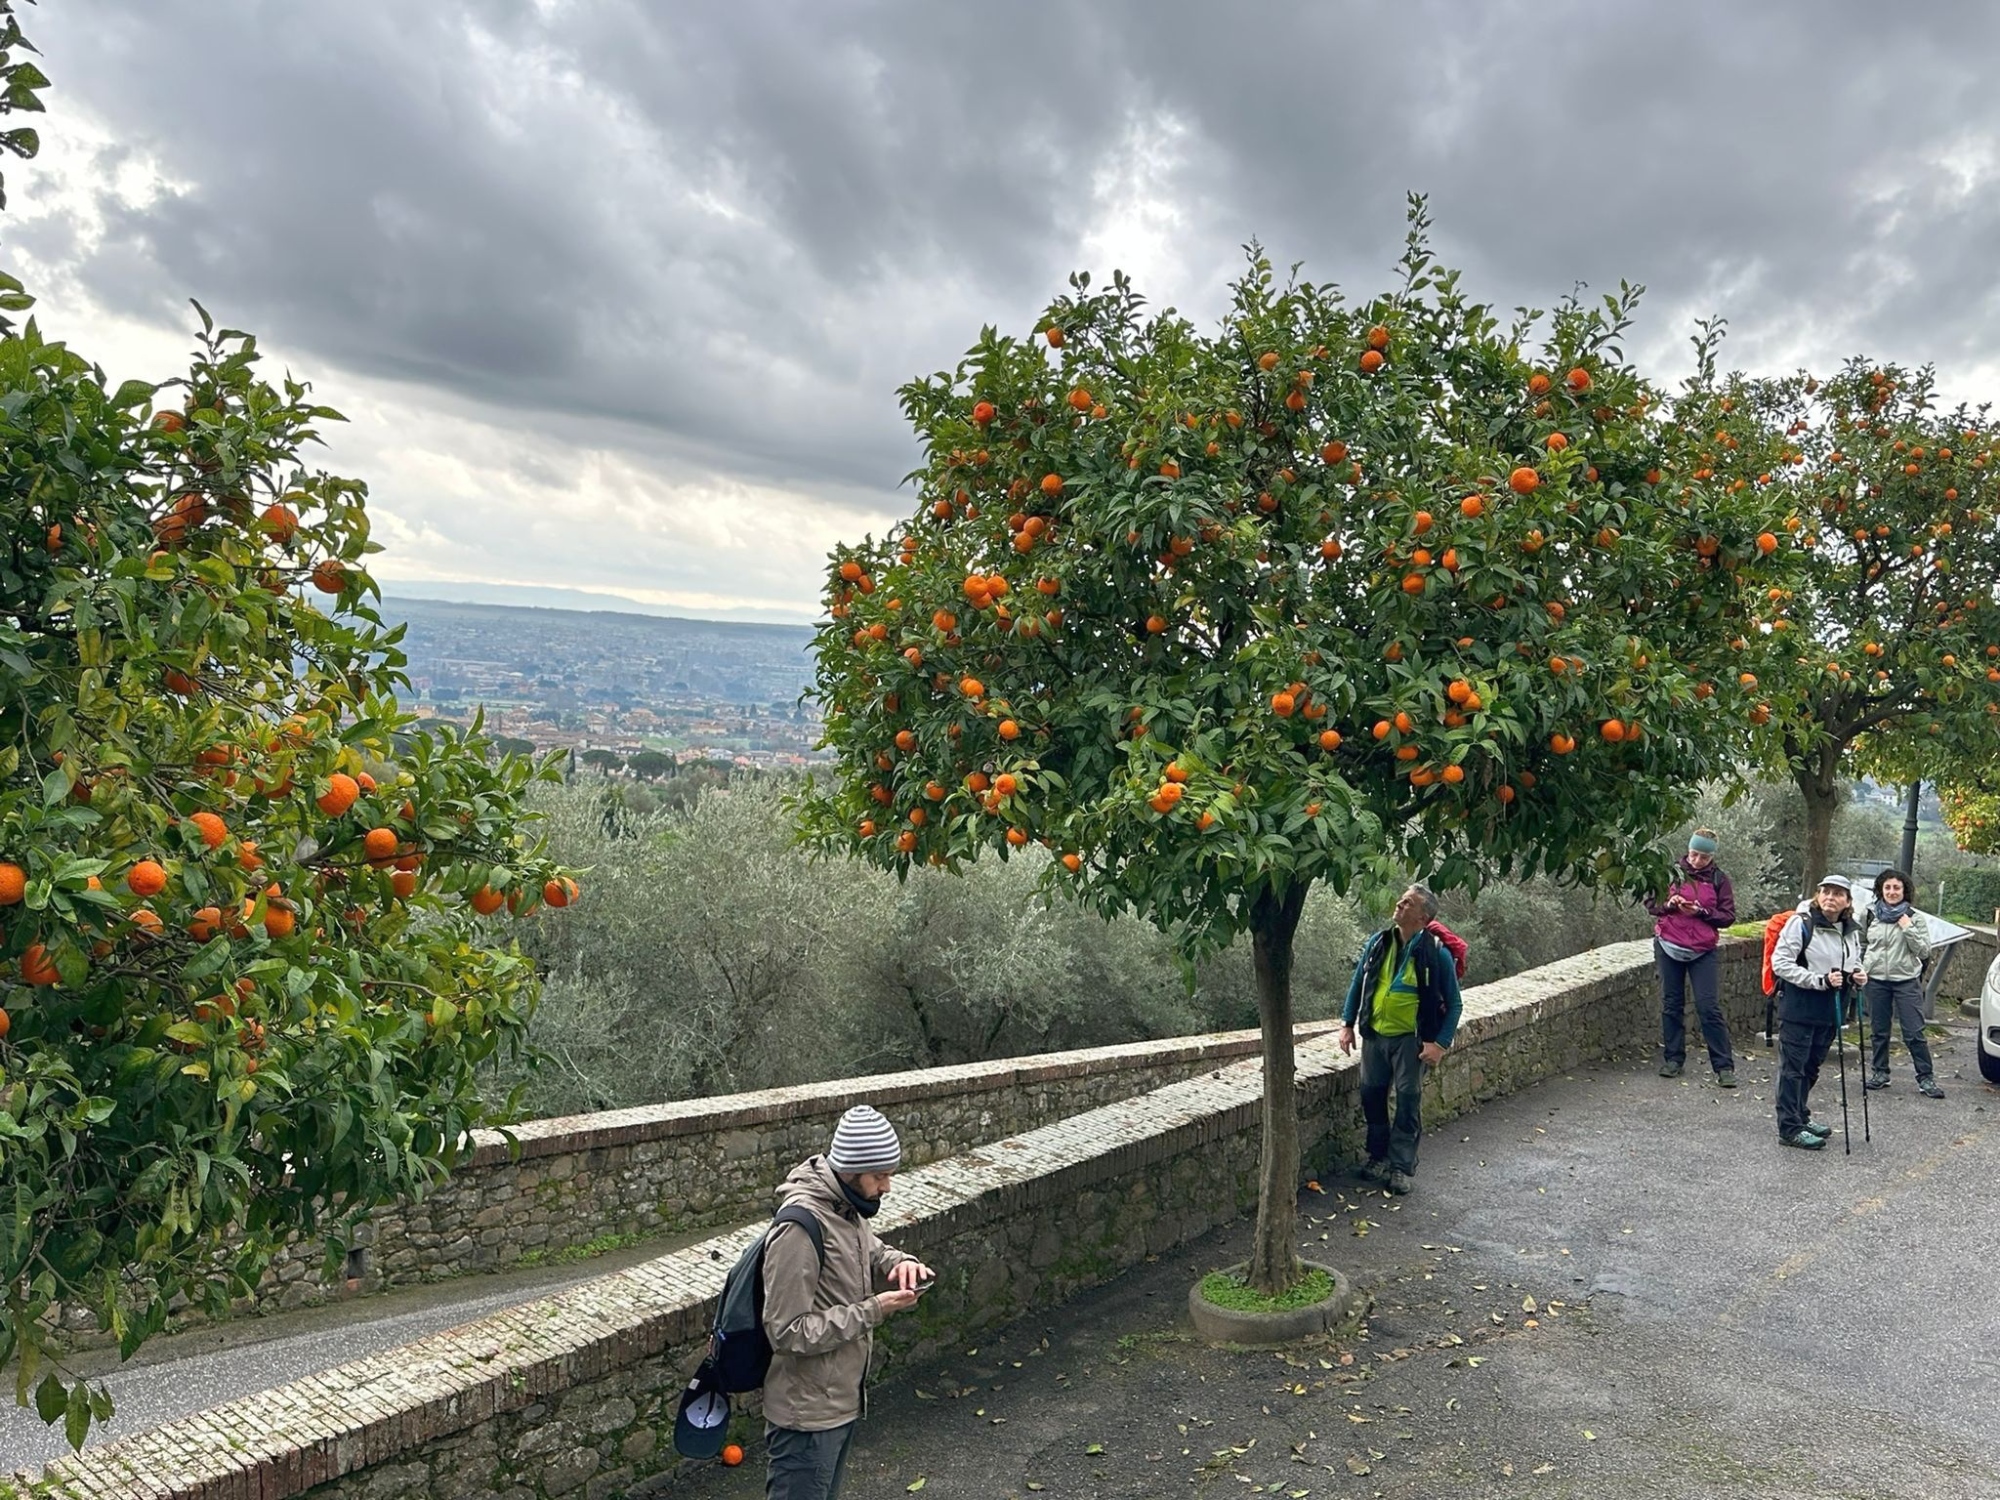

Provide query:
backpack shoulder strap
left=770, top=1204, right=826, bottom=1269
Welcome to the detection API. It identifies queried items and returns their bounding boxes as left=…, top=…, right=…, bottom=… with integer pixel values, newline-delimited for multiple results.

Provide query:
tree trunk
left=1798, top=765, right=1840, bottom=897
left=1246, top=880, right=1311, bottom=1296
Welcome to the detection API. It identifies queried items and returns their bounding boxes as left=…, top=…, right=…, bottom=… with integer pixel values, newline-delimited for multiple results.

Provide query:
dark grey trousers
left=1775, top=1019, right=1834, bottom=1139
left=1657, top=943, right=1734, bottom=1073
left=766, top=1422, right=855, bottom=1500
left=1359, top=1031, right=1425, bottom=1175
left=1866, top=977, right=1934, bottom=1080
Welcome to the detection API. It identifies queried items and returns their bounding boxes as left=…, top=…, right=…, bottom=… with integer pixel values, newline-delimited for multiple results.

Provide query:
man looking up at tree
left=1339, top=885, right=1463, bottom=1196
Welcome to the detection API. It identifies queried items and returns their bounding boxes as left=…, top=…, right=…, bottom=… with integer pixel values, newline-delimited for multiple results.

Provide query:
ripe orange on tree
left=316, top=772, right=361, bottom=816
left=20, top=944, right=60, bottom=987
left=260, top=502, right=300, bottom=544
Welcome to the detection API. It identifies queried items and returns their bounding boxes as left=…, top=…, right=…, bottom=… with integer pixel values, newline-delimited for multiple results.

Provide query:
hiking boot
left=1658, top=1060, right=1684, bottom=1078
left=1781, top=1130, right=1826, bottom=1150
left=1715, top=1069, right=1737, bottom=1089
left=1864, top=1070, right=1889, bottom=1091
left=1800, top=1118, right=1832, bottom=1139
left=1355, top=1158, right=1389, bottom=1185
left=1385, top=1170, right=1415, bottom=1196
left=1917, top=1075, right=1946, bottom=1099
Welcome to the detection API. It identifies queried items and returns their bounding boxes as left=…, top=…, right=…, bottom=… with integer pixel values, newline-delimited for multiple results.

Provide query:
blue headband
left=1688, top=833, right=1718, bottom=855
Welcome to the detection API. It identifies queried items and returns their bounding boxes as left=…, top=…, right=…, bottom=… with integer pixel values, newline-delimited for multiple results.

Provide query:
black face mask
left=838, top=1177, right=881, bottom=1218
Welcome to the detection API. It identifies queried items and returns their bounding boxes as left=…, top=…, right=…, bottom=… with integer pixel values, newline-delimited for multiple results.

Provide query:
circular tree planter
left=1188, top=1260, right=1363, bottom=1348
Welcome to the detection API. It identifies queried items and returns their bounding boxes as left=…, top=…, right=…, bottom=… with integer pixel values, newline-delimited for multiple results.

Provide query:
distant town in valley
left=383, top=595, right=825, bottom=766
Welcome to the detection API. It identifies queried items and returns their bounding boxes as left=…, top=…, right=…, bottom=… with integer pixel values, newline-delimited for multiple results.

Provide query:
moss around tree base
left=1197, top=1268, right=1334, bottom=1313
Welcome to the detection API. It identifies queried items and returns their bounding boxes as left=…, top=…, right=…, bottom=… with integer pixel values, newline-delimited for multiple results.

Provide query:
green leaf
left=34, top=1372, right=65, bottom=1424
left=65, top=1379, right=91, bottom=1451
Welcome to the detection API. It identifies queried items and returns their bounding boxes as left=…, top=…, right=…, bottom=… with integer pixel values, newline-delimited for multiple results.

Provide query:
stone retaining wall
left=243, top=1023, right=1336, bottom=1314
left=9, top=937, right=1763, bottom=1500
left=1934, top=923, right=1996, bottom=1004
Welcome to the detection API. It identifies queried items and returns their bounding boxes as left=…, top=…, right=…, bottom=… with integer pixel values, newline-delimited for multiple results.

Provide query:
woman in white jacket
left=1769, top=875, right=1868, bottom=1150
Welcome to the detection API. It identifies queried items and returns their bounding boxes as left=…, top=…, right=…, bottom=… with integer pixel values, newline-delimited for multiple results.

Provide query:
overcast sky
left=12, top=1, right=2000, bottom=622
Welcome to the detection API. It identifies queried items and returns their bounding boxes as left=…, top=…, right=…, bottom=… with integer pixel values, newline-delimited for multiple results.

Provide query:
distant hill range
left=382, top=592, right=820, bottom=724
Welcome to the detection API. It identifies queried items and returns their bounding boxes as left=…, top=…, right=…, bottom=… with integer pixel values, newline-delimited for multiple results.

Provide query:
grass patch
left=511, top=1231, right=650, bottom=1270
left=1723, top=921, right=1765, bottom=938
left=1197, top=1268, right=1334, bottom=1313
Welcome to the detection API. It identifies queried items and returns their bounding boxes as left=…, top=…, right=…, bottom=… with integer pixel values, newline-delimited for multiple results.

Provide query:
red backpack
left=1758, top=911, right=1795, bottom=998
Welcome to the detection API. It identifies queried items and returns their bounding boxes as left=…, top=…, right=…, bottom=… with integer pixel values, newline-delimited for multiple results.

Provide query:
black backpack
left=708, top=1205, right=826, bottom=1393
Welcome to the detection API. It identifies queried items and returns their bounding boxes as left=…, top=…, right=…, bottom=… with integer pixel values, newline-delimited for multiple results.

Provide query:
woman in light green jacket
left=1858, top=869, right=1940, bottom=1098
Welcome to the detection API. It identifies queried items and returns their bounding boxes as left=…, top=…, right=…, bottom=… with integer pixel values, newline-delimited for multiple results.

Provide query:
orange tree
left=1939, top=784, right=2000, bottom=856
left=799, top=206, right=1768, bottom=1294
left=0, top=28, right=574, bottom=1442
left=1689, top=359, right=2000, bottom=887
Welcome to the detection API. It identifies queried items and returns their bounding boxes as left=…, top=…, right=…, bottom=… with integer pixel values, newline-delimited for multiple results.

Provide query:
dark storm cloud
left=29, top=0, right=2000, bottom=503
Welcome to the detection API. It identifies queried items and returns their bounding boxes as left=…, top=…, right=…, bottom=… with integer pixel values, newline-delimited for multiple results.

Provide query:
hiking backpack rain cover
left=709, top=1205, right=826, bottom=1392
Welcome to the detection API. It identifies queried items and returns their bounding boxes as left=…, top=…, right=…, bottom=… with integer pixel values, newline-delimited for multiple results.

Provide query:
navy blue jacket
left=1341, top=926, right=1464, bottom=1046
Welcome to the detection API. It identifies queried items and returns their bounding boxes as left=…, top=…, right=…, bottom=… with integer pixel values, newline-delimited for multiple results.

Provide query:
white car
left=1982, top=949, right=2000, bottom=1087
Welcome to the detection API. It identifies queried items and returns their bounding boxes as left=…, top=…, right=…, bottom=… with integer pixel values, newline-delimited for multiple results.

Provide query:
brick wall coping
left=9, top=937, right=1696, bottom=1499
left=465, top=1020, right=1340, bottom=1166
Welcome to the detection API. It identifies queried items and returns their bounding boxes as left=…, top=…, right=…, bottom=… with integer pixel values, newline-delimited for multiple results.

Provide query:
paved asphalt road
left=677, top=1025, right=2000, bottom=1500
left=0, top=1237, right=674, bottom=1476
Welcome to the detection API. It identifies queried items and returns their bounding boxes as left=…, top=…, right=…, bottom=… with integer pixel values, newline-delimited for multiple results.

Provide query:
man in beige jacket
left=762, top=1104, right=932, bottom=1499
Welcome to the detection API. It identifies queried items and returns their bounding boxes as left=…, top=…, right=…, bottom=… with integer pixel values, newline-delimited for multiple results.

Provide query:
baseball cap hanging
left=673, top=1369, right=731, bottom=1459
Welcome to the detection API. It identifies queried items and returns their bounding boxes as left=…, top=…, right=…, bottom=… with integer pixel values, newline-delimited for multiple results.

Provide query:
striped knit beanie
left=828, top=1105, right=902, bottom=1174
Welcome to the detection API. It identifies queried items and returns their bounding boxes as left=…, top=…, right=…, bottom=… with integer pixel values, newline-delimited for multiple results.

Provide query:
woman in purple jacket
left=1646, top=829, right=1738, bottom=1086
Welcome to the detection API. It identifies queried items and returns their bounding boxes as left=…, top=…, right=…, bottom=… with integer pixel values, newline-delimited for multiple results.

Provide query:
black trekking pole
left=1855, top=934, right=1872, bottom=1145
left=1833, top=932, right=1852, bottom=1156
